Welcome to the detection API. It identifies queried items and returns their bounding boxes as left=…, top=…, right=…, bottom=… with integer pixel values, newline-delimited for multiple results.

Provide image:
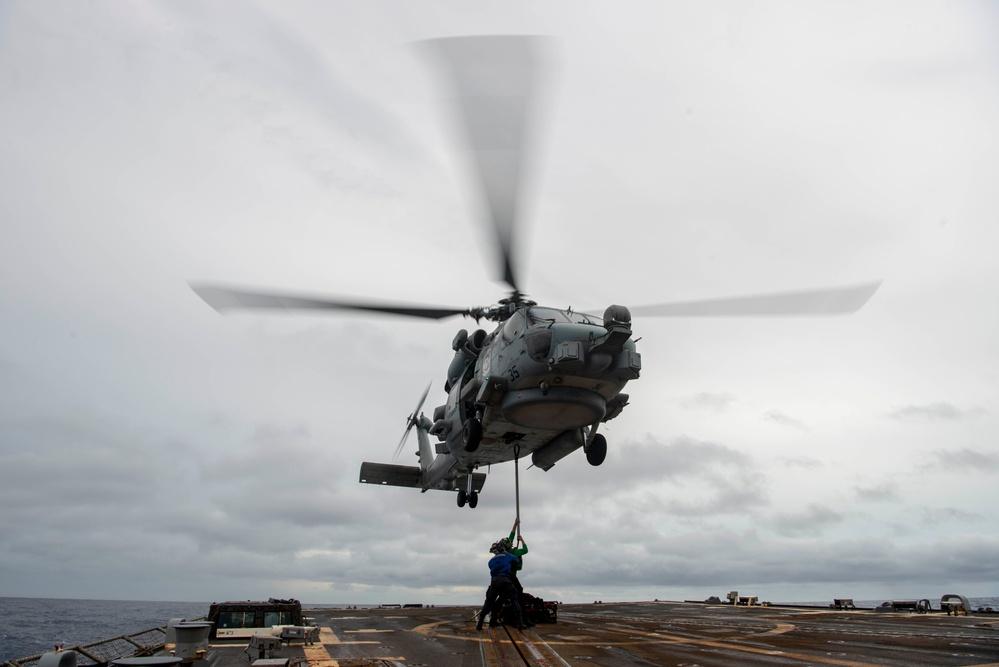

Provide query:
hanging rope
left=513, top=443, right=521, bottom=538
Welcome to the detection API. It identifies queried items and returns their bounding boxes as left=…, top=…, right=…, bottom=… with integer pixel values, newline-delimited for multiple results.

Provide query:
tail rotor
left=394, top=381, right=432, bottom=460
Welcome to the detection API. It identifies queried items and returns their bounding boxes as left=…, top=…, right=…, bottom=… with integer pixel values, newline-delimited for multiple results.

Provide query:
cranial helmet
left=499, top=537, right=513, bottom=550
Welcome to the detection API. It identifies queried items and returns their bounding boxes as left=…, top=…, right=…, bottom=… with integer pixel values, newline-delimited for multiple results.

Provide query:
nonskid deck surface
left=206, top=601, right=999, bottom=667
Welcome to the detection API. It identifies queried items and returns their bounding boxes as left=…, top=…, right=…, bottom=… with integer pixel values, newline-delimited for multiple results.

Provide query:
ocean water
left=0, top=598, right=208, bottom=662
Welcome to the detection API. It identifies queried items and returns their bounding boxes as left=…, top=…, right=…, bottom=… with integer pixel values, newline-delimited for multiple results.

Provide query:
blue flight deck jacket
left=488, top=552, right=521, bottom=578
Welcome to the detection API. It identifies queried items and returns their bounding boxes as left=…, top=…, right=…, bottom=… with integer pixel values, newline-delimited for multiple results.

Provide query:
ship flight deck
left=206, top=600, right=999, bottom=667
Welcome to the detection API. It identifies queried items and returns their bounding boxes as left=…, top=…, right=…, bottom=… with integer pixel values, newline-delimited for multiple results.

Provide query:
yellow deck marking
left=344, top=629, right=394, bottom=633
left=758, top=622, right=797, bottom=636
left=323, top=626, right=380, bottom=645
left=304, top=627, right=338, bottom=667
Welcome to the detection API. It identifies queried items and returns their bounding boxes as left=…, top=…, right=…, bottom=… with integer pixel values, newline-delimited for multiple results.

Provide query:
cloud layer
left=1, top=1, right=998, bottom=607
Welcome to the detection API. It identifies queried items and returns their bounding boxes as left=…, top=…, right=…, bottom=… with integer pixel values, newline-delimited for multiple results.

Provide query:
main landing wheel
left=457, top=489, right=467, bottom=507
left=586, top=433, right=607, bottom=466
left=468, top=491, right=479, bottom=508
left=462, top=417, right=482, bottom=452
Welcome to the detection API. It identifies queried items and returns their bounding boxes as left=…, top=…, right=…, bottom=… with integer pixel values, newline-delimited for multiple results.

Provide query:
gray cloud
left=887, top=402, right=988, bottom=422
left=763, top=410, right=809, bottom=431
left=626, top=435, right=755, bottom=479
left=770, top=504, right=845, bottom=537
left=678, top=392, right=736, bottom=412
left=526, top=531, right=999, bottom=594
left=662, top=483, right=769, bottom=517
left=920, top=447, right=999, bottom=473
left=918, top=506, right=985, bottom=526
left=536, top=434, right=757, bottom=488
left=855, top=483, right=899, bottom=503
left=2, top=1, right=998, bottom=607
left=528, top=435, right=770, bottom=519
left=779, top=456, right=823, bottom=469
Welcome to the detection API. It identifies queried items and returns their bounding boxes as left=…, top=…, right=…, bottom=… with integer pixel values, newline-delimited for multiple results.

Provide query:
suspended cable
left=514, top=443, right=522, bottom=538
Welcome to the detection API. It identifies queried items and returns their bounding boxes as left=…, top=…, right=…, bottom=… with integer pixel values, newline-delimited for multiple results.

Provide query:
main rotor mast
left=472, top=292, right=537, bottom=323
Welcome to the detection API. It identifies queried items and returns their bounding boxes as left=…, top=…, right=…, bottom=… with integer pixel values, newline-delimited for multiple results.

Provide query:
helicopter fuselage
left=429, top=304, right=641, bottom=478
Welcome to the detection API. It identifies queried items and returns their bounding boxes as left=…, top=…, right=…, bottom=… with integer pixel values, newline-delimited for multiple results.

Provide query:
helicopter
left=191, top=36, right=880, bottom=509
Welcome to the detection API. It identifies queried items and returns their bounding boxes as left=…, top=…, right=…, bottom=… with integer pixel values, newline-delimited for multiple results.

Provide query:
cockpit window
left=502, top=309, right=527, bottom=342
left=527, top=306, right=602, bottom=325
left=527, top=306, right=565, bottom=322
left=568, top=310, right=603, bottom=325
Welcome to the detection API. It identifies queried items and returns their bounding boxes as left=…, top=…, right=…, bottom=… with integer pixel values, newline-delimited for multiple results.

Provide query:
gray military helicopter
left=191, top=36, right=880, bottom=508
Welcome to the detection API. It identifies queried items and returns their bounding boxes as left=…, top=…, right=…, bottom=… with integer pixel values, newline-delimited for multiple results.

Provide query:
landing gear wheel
left=457, top=489, right=467, bottom=507
left=462, top=417, right=482, bottom=452
left=586, top=433, right=607, bottom=466
left=468, top=491, right=479, bottom=508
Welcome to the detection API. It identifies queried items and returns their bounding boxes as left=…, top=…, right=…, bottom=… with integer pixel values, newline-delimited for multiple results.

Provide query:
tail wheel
left=457, top=489, right=467, bottom=507
left=462, top=417, right=482, bottom=452
left=468, top=491, right=479, bottom=508
left=586, top=433, right=607, bottom=466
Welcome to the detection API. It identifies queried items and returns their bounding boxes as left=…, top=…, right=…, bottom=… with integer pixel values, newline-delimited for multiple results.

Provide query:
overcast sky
left=2, top=1, right=997, bottom=608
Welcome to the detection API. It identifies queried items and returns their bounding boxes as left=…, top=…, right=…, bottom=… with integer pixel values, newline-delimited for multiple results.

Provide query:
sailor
left=476, top=540, right=526, bottom=631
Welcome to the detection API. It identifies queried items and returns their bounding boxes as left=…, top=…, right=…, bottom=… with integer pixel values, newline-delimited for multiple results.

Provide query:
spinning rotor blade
left=629, top=281, right=882, bottom=317
left=422, top=35, right=549, bottom=293
left=191, top=284, right=473, bottom=320
left=394, top=381, right=432, bottom=461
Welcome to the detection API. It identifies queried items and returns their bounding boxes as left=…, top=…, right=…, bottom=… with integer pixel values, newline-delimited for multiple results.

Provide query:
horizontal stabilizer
left=359, top=462, right=488, bottom=493
left=359, top=462, right=422, bottom=488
